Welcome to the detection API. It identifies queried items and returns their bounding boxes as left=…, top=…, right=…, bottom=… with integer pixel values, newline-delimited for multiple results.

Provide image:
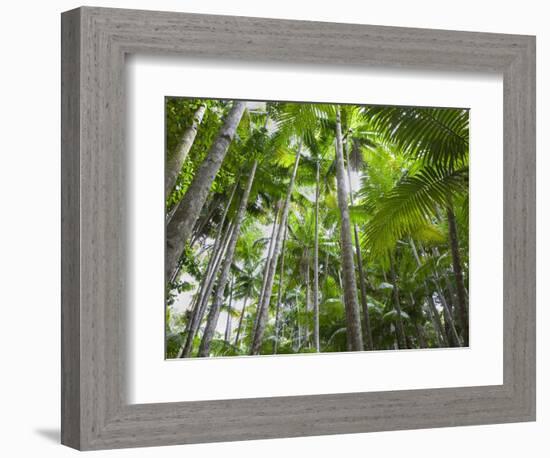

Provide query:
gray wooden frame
left=61, top=6, right=536, bottom=451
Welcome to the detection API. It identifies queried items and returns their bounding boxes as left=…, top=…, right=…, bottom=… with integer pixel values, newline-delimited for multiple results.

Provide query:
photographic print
left=165, top=98, right=469, bottom=358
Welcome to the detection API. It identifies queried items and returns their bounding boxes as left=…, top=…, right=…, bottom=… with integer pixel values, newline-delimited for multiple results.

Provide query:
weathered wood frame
left=61, top=6, right=536, bottom=450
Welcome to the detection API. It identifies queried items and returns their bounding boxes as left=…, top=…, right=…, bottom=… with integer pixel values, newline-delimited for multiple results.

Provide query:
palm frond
left=363, top=166, right=468, bottom=254
left=362, top=106, right=469, bottom=169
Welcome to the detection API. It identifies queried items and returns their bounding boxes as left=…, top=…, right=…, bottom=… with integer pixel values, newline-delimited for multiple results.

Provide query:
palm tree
left=313, top=159, right=321, bottom=351
left=340, top=107, right=374, bottom=350
left=198, top=160, right=258, bottom=356
left=409, top=238, right=447, bottom=347
left=273, top=221, right=289, bottom=353
left=361, top=105, right=469, bottom=345
left=446, top=205, right=469, bottom=343
left=224, top=277, right=235, bottom=342
left=250, top=145, right=301, bottom=355
left=334, top=107, right=363, bottom=351
left=178, top=184, right=237, bottom=358
left=232, top=225, right=264, bottom=348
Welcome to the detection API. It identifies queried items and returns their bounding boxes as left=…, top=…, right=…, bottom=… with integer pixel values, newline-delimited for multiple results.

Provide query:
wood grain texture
left=61, top=6, right=536, bottom=450
left=60, top=8, right=81, bottom=449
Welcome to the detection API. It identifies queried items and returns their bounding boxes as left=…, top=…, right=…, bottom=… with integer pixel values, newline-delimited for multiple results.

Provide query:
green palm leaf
left=363, top=166, right=468, bottom=254
left=362, top=106, right=469, bottom=169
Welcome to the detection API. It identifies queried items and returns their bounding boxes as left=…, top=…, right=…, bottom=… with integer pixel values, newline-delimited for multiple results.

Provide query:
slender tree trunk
left=234, top=295, right=249, bottom=347
left=166, top=101, right=247, bottom=281
left=296, top=300, right=302, bottom=350
left=179, top=182, right=237, bottom=357
left=344, top=139, right=373, bottom=350
left=180, top=219, right=234, bottom=357
left=442, top=269, right=457, bottom=343
left=430, top=246, right=456, bottom=344
left=433, top=279, right=462, bottom=347
left=323, top=251, right=330, bottom=288
left=334, top=108, right=363, bottom=352
left=253, top=202, right=280, bottom=337
left=420, top=242, right=462, bottom=347
left=305, top=258, right=311, bottom=348
left=168, top=185, right=216, bottom=228
left=313, top=161, right=320, bottom=352
left=446, top=206, right=469, bottom=345
left=198, top=161, right=258, bottom=357
left=250, top=149, right=301, bottom=355
left=354, top=225, right=373, bottom=349
left=198, top=223, right=235, bottom=317
left=188, top=194, right=221, bottom=245
left=166, top=104, right=207, bottom=197
left=389, top=255, right=407, bottom=349
left=424, top=296, right=446, bottom=347
left=410, top=293, right=428, bottom=348
left=408, top=239, right=447, bottom=347
left=224, top=278, right=234, bottom=342
left=336, top=268, right=348, bottom=350
left=273, top=222, right=289, bottom=354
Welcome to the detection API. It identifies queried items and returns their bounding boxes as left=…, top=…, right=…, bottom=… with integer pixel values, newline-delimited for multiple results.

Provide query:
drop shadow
left=35, top=428, right=60, bottom=444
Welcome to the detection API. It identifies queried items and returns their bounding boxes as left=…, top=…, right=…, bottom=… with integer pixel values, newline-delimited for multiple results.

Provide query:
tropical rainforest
left=165, top=98, right=469, bottom=358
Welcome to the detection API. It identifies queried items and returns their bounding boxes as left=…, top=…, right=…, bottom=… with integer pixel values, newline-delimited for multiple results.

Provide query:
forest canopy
left=165, top=98, right=469, bottom=358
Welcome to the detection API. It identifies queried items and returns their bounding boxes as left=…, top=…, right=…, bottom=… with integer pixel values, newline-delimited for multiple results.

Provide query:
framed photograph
left=163, top=97, right=469, bottom=360
left=61, top=6, right=536, bottom=450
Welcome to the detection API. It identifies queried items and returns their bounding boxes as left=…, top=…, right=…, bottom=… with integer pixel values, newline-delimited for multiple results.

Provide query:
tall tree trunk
left=391, top=324, right=399, bottom=350
left=179, top=182, right=237, bottom=357
left=305, top=257, right=311, bottom=348
left=165, top=104, right=207, bottom=197
left=408, top=239, right=447, bottom=347
left=188, top=193, right=222, bottom=245
left=180, top=219, right=234, bottom=357
left=334, top=108, right=363, bottom=352
left=313, top=160, right=320, bottom=352
left=418, top=243, right=462, bottom=347
left=292, top=299, right=300, bottom=352
left=433, top=279, right=462, bottom=347
left=344, top=139, right=373, bottom=350
left=424, top=295, right=446, bottom=347
left=253, top=202, right=280, bottom=337
left=420, top=243, right=461, bottom=348
left=198, top=223, right=235, bottom=318
left=410, top=293, right=428, bottom=348
left=234, top=295, right=248, bottom=347
left=442, top=269, right=457, bottom=343
left=273, top=222, right=289, bottom=354
left=323, top=251, right=330, bottom=288
left=431, top=246, right=457, bottom=345
left=446, top=206, right=469, bottom=345
left=179, top=180, right=238, bottom=282
left=336, top=267, right=349, bottom=350
left=224, top=278, right=234, bottom=342
left=250, top=149, right=301, bottom=355
left=389, top=255, right=407, bottom=349
left=198, top=161, right=258, bottom=357
left=168, top=184, right=217, bottom=229
left=166, top=101, right=247, bottom=281
left=296, top=300, right=302, bottom=350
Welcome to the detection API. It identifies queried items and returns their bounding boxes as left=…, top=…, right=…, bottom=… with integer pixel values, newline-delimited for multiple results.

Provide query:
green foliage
left=362, top=106, right=469, bottom=170
left=363, top=166, right=468, bottom=255
left=165, top=332, right=186, bottom=359
left=164, top=98, right=469, bottom=358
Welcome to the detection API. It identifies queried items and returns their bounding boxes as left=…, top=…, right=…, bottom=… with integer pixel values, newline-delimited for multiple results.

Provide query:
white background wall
left=0, top=0, right=546, bottom=456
